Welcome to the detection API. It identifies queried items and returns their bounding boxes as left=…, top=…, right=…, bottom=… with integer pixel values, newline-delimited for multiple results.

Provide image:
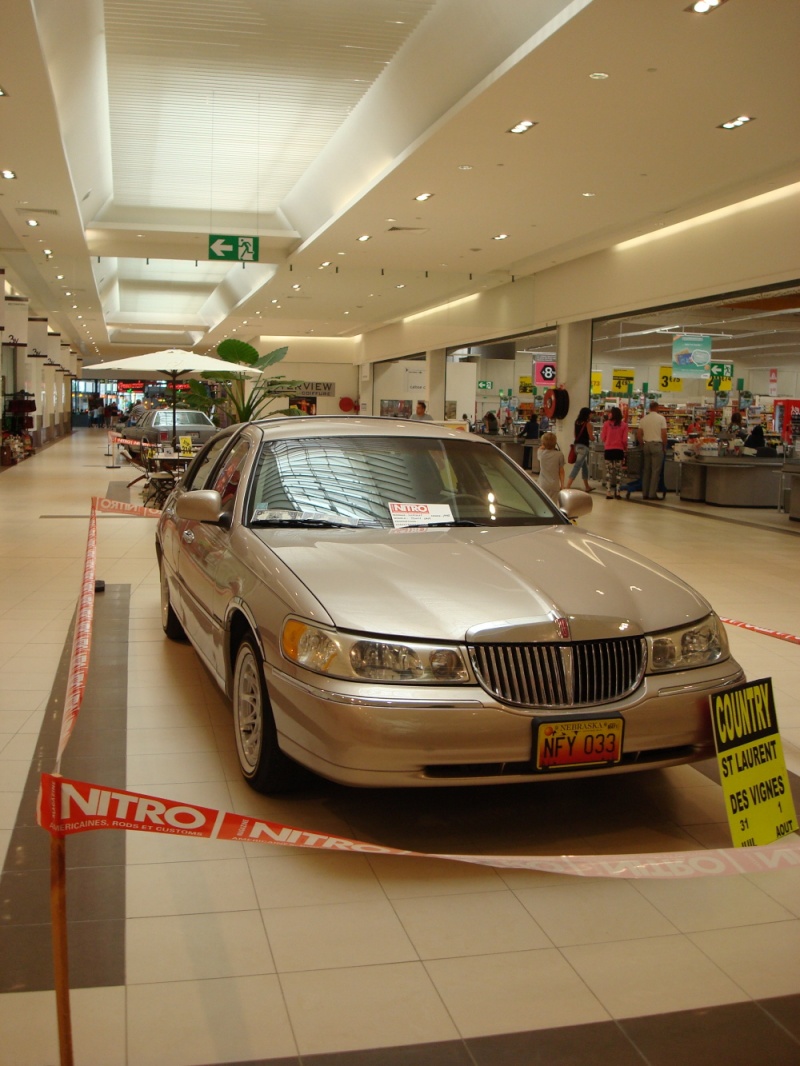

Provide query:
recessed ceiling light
left=56, top=275, right=64, bottom=280
left=582, top=192, right=596, bottom=197
left=357, top=234, right=371, bottom=242
left=508, top=120, right=537, bottom=135
left=26, top=219, right=39, bottom=227
left=396, top=284, right=405, bottom=289
left=320, top=261, right=331, bottom=267
left=414, top=192, right=433, bottom=201
left=43, top=248, right=52, bottom=255
left=1, top=169, right=16, bottom=179
left=589, top=72, right=609, bottom=80
left=344, top=311, right=350, bottom=315
left=718, top=115, right=754, bottom=129
left=0, top=87, right=7, bottom=97
left=687, top=0, right=725, bottom=11
left=292, top=283, right=301, bottom=290
left=493, top=233, right=509, bottom=240
left=458, top=164, right=473, bottom=170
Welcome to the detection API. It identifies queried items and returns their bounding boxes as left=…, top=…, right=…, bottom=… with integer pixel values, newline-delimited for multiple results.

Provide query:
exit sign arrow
left=210, top=237, right=234, bottom=257
left=208, top=234, right=260, bottom=262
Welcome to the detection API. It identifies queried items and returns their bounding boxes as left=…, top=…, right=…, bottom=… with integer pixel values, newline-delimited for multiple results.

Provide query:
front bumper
left=265, top=657, right=746, bottom=787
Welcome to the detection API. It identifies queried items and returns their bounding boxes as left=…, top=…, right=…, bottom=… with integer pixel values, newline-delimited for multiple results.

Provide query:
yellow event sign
left=178, top=435, right=194, bottom=457
left=711, top=678, right=798, bottom=847
left=659, top=365, right=682, bottom=392
left=612, top=368, right=634, bottom=394
left=518, top=375, right=532, bottom=395
left=591, top=371, right=602, bottom=395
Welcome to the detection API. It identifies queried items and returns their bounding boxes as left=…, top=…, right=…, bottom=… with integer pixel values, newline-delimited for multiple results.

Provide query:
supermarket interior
left=1, top=1, right=800, bottom=1064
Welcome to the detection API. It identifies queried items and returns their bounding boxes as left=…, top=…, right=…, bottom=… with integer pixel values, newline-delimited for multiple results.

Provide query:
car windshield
left=246, top=435, right=563, bottom=528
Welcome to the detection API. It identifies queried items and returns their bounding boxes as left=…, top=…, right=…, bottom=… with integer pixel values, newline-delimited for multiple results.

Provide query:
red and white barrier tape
left=54, top=499, right=161, bottom=766
left=722, top=618, right=800, bottom=647
left=37, top=773, right=800, bottom=880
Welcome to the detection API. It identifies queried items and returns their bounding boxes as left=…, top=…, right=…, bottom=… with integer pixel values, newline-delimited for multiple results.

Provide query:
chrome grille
left=470, top=637, right=646, bottom=708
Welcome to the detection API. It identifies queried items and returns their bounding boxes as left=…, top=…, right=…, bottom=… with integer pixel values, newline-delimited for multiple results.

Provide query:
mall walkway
left=1, top=430, right=799, bottom=1066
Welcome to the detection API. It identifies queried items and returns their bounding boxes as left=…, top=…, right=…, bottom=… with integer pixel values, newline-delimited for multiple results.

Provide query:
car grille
left=469, top=637, right=646, bottom=708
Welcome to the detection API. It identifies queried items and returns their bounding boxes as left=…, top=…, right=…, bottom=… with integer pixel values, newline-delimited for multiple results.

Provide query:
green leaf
left=216, top=338, right=259, bottom=366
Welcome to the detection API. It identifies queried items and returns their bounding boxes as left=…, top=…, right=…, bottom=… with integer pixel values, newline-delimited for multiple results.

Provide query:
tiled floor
left=1, top=430, right=799, bottom=1066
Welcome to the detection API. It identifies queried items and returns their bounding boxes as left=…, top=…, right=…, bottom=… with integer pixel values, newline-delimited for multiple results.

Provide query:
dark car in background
left=120, top=409, right=217, bottom=453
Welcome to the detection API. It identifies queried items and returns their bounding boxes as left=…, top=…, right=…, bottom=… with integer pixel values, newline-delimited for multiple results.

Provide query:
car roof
left=247, top=415, right=490, bottom=445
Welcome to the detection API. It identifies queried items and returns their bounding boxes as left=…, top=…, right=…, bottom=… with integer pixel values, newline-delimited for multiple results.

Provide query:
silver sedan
left=155, top=417, right=744, bottom=793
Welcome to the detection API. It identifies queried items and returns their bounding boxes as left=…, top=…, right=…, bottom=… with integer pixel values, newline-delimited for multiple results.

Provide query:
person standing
left=414, top=400, right=433, bottom=420
left=636, top=400, right=668, bottom=500
left=600, top=406, right=628, bottom=499
left=565, top=406, right=593, bottom=492
left=518, top=411, right=540, bottom=469
left=536, top=432, right=565, bottom=502
left=483, top=410, right=500, bottom=436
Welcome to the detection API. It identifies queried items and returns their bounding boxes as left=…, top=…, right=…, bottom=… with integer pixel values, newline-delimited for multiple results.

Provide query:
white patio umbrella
left=82, top=348, right=262, bottom=445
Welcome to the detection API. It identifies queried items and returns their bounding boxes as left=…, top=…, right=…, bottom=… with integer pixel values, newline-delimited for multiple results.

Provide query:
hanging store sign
left=534, top=362, right=557, bottom=387
left=208, top=234, right=259, bottom=261
left=591, top=371, right=603, bottom=395
left=611, top=368, right=635, bottom=394
left=711, top=677, right=798, bottom=847
left=518, top=376, right=533, bottom=394
left=672, top=334, right=712, bottom=376
left=659, top=366, right=682, bottom=392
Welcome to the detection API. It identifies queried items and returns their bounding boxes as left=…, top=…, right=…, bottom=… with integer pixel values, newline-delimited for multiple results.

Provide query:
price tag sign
left=659, top=366, right=682, bottom=392
left=612, top=368, right=634, bottom=393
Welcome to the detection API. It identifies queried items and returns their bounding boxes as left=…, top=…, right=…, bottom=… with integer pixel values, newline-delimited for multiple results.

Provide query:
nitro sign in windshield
left=711, top=678, right=798, bottom=847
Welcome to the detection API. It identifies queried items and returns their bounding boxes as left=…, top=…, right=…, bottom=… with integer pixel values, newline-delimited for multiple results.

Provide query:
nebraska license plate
left=535, top=717, right=623, bottom=770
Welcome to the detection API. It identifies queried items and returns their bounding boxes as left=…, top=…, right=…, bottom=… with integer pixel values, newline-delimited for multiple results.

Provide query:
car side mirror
left=558, top=488, right=593, bottom=520
left=175, top=489, right=226, bottom=524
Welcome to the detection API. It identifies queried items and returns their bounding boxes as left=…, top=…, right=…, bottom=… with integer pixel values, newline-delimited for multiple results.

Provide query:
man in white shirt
left=636, top=400, right=668, bottom=500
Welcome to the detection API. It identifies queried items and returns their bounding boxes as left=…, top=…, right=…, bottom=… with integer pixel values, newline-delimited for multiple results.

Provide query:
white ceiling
left=1, top=0, right=799, bottom=364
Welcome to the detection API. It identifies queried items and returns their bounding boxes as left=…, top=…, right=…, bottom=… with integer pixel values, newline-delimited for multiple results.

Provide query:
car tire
left=233, top=634, right=303, bottom=793
left=159, top=561, right=186, bottom=641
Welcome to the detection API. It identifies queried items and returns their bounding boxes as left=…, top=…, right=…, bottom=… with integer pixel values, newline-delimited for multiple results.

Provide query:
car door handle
left=182, top=530, right=195, bottom=544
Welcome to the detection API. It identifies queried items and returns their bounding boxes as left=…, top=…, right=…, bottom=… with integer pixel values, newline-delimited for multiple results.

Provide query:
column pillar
left=426, top=348, right=446, bottom=420
left=555, top=320, right=593, bottom=452
left=27, top=317, right=49, bottom=446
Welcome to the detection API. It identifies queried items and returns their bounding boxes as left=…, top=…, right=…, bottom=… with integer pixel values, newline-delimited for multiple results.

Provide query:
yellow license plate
left=535, top=718, right=623, bottom=770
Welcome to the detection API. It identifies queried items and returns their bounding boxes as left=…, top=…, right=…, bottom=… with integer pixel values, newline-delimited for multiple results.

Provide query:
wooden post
left=49, top=833, right=74, bottom=1066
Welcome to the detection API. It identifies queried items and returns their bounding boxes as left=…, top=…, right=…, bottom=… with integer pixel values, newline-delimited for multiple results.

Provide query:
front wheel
left=233, top=635, right=304, bottom=793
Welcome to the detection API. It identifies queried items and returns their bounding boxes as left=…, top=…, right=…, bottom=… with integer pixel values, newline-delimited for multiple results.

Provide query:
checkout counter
left=677, top=455, right=784, bottom=507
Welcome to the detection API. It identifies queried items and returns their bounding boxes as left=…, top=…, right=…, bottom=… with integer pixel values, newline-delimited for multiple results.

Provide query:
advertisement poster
left=672, top=334, right=712, bottom=376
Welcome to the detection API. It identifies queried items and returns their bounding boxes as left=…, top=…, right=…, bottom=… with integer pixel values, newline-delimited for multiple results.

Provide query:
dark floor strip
left=0, top=585, right=130, bottom=992
left=193, top=994, right=800, bottom=1066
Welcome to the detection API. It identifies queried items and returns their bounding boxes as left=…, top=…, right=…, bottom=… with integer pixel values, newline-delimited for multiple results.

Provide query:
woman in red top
left=600, top=407, right=628, bottom=499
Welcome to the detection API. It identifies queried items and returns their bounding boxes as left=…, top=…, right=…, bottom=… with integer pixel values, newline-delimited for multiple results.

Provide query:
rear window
left=154, top=411, right=211, bottom=426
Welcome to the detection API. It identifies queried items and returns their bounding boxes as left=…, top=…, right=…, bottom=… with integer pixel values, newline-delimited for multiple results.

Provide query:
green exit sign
left=478, top=379, right=494, bottom=390
left=208, top=235, right=259, bottom=261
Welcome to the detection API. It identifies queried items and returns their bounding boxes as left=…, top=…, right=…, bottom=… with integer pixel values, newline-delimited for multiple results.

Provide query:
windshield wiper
left=402, top=520, right=478, bottom=528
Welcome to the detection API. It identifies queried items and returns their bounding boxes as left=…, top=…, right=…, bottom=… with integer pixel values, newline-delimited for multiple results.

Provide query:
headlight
left=281, top=619, right=470, bottom=683
left=647, top=614, right=729, bottom=673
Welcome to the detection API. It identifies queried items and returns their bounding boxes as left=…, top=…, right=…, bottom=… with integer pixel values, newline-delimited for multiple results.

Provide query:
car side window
left=211, top=440, right=249, bottom=514
left=184, top=437, right=231, bottom=491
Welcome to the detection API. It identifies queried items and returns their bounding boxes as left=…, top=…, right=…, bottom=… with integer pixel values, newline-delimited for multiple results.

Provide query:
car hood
left=254, top=525, right=711, bottom=642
